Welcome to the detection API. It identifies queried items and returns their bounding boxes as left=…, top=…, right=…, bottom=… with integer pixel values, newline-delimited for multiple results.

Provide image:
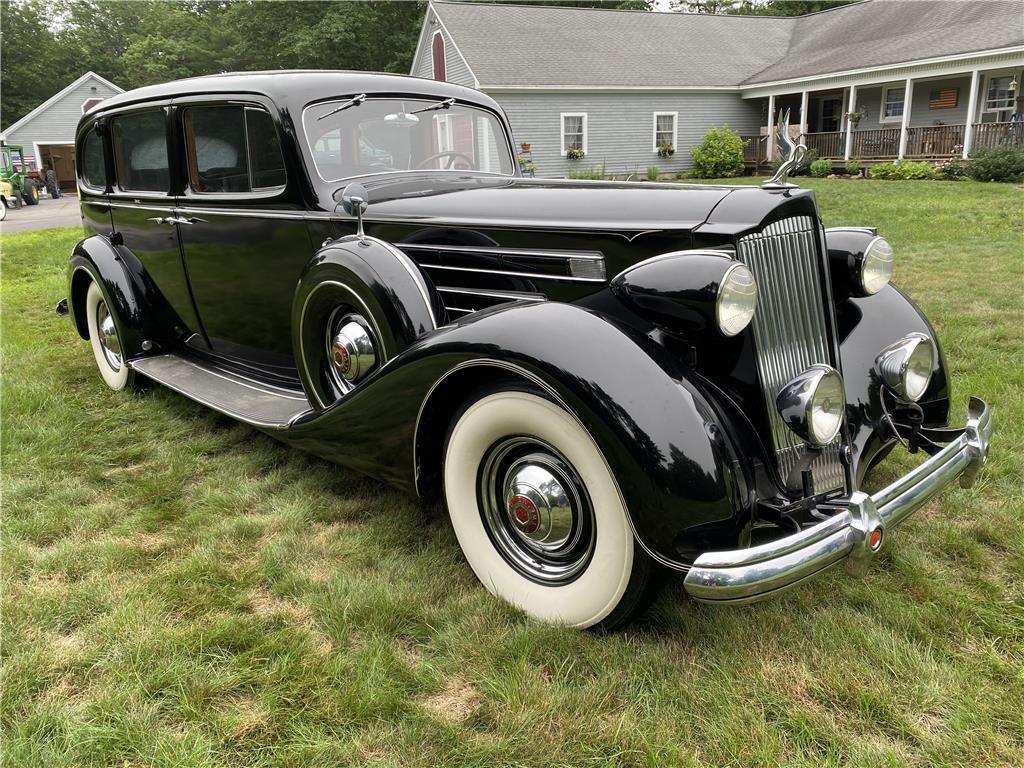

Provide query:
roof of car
left=90, top=70, right=503, bottom=116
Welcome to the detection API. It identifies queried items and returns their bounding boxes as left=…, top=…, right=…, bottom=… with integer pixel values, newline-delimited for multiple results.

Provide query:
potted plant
left=566, top=147, right=585, bottom=160
left=521, top=142, right=531, bottom=152
left=657, top=142, right=675, bottom=158
left=844, top=106, right=866, bottom=128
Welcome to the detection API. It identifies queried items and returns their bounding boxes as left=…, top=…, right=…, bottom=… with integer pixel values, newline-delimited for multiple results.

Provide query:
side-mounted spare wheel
left=443, top=386, right=664, bottom=630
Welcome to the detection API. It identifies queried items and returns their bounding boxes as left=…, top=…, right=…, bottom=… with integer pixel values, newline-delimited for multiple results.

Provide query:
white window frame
left=652, top=112, right=678, bottom=153
left=879, top=85, right=905, bottom=123
left=560, top=112, right=587, bottom=156
left=981, top=70, right=1018, bottom=114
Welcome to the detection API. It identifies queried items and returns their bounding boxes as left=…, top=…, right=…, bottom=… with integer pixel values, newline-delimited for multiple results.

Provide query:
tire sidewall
left=85, top=280, right=130, bottom=390
left=444, top=391, right=634, bottom=628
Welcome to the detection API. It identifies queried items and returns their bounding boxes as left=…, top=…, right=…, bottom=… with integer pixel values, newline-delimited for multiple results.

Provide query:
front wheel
left=443, top=389, right=663, bottom=629
left=21, top=180, right=39, bottom=205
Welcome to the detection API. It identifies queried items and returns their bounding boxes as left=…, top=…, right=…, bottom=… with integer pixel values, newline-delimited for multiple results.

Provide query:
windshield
left=303, top=97, right=514, bottom=182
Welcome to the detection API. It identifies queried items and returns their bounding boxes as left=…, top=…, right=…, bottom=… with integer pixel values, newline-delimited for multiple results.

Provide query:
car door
left=107, top=105, right=206, bottom=345
left=172, top=96, right=313, bottom=380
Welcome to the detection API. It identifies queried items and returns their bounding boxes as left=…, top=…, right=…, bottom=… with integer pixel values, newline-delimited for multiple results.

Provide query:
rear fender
left=282, top=301, right=745, bottom=570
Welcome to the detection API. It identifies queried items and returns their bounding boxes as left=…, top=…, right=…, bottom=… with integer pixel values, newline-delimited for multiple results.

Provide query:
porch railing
left=971, top=121, right=1024, bottom=151
left=804, top=131, right=844, bottom=159
left=851, top=128, right=901, bottom=159
left=904, top=125, right=965, bottom=158
left=741, top=135, right=768, bottom=167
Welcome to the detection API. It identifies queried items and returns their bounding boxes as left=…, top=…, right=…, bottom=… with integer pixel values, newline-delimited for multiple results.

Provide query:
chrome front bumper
left=683, top=397, right=992, bottom=604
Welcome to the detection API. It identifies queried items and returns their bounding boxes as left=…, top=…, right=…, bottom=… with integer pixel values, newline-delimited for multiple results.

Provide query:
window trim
left=109, top=107, right=174, bottom=196
left=560, top=112, right=588, bottom=157
left=652, top=111, right=677, bottom=153
left=432, top=31, right=446, bottom=81
left=982, top=71, right=1018, bottom=114
left=879, top=85, right=905, bottom=124
left=179, top=100, right=287, bottom=200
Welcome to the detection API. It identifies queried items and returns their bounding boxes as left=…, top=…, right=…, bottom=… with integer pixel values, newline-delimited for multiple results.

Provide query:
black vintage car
left=60, top=71, right=992, bottom=629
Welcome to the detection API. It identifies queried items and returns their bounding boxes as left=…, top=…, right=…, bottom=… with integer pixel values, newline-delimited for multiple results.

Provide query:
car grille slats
left=736, top=215, right=845, bottom=495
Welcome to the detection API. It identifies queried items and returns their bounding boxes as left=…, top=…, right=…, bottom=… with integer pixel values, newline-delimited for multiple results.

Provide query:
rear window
left=111, top=110, right=170, bottom=193
left=184, top=104, right=286, bottom=194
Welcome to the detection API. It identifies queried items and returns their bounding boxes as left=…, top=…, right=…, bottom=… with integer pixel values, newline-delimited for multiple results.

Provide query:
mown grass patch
left=2, top=180, right=1023, bottom=767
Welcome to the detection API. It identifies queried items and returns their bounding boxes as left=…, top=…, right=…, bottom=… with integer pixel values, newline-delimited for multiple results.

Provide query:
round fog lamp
left=716, top=263, right=758, bottom=337
left=860, top=237, right=893, bottom=295
left=875, top=332, right=934, bottom=402
left=776, top=364, right=846, bottom=446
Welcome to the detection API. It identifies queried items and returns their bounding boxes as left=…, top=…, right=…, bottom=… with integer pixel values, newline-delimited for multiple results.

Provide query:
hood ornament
left=763, top=108, right=807, bottom=190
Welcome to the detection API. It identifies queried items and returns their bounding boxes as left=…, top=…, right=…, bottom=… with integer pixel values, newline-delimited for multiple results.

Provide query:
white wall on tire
left=85, top=280, right=129, bottom=390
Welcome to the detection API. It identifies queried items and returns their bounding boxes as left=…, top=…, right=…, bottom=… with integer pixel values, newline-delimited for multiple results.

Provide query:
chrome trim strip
left=438, top=286, right=546, bottom=303
left=420, top=263, right=605, bottom=284
left=400, top=242, right=605, bottom=262
left=613, top=249, right=734, bottom=280
left=683, top=398, right=992, bottom=604
left=736, top=215, right=844, bottom=493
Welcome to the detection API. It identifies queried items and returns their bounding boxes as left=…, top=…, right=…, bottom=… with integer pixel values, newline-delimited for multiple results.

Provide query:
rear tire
left=84, top=280, right=137, bottom=391
left=443, top=388, right=663, bottom=630
left=21, top=180, right=39, bottom=206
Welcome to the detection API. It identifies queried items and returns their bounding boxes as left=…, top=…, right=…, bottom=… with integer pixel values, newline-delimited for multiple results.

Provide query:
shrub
left=567, top=164, right=604, bottom=180
left=646, top=165, right=660, bottom=181
left=690, top=124, right=745, bottom=178
left=869, top=161, right=936, bottom=180
left=844, top=159, right=862, bottom=176
left=769, top=147, right=818, bottom=177
left=810, top=158, right=832, bottom=177
left=933, top=156, right=967, bottom=180
left=964, top=147, right=1024, bottom=182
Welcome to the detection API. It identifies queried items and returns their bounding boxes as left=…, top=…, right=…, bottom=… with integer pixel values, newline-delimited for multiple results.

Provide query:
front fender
left=281, top=301, right=744, bottom=570
left=838, top=283, right=951, bottom=484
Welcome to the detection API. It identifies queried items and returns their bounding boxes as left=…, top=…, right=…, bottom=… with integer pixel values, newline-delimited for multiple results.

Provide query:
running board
left=130, top=354, right=312, bottom=429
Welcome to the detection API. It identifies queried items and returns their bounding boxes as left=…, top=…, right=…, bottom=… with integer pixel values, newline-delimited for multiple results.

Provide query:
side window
left=184, top=104, right=285, bottom=194
left=111, top=110, right=170, bottom=192
left=81, top=129, right=108, bottom=189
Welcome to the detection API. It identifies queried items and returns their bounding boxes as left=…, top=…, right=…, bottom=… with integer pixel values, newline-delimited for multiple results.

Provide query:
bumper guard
left=683, top=397, right=992, bottom=604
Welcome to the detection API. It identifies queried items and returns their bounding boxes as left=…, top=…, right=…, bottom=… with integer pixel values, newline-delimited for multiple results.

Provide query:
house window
left=881, top=86, right=905, bottom=122
left=653, top=112, right=677, bottom=152
left=984, top=75, right=1015, bottom=111
left=432, top=31, right=446, bottom=81
left=561, top=113, right=587, bottom=155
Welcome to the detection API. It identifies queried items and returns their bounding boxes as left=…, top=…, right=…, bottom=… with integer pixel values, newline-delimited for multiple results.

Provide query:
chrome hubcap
left=325, top=309, right=376, bottom=393
left=479, top=438, right=595, bottom=584
left=95, top=301, right=122, bottom=371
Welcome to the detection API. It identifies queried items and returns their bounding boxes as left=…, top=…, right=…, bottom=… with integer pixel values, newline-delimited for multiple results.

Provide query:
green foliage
left=646, top=165, right=660, bottom=181
left=844, top=159, right=862, bottom=176
left=769, top=147, right=819, bottom=177
left=672, top=0, right=853, bottom=14
left=869, top=161, right=937, bottom=180
left=565, top=147, right=586, bottom=160
left=689, top=124, right=745, bottom=178
left=964, top=146, right=1024, bottom=182
left=567, top=164, right=604, bottom=179
left=810, top=158, right=833, bottom=177
left=1, top=1, right=429, bottom=126
left=657, top=142, right=675, bottom=158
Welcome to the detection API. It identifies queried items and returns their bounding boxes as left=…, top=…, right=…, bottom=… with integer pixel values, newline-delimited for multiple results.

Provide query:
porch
left=743, top=64, right=1023, bottom=168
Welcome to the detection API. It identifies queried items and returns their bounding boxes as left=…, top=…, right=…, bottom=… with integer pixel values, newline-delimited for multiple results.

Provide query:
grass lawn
left=2, top=179, right=1022, bottom=767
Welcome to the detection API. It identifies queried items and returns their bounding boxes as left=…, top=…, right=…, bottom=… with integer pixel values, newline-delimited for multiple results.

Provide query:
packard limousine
left=58, top=71, right=992, bottom=629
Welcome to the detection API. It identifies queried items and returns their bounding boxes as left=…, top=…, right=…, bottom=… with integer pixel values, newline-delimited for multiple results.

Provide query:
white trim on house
left=560, top=112, right=587, bottom=156
left=2, top=71, right=123, bottom=135
left=980, top=67, right=1021, bottom=115
left=879, top=84, right=905, bottom=123
left=429, top=2, right=481, bottom=88
left=652, top=112, right=677, bottom=153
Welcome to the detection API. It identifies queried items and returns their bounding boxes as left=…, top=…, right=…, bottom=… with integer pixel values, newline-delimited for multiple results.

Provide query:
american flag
left=929, top=88, right=958, bottom=109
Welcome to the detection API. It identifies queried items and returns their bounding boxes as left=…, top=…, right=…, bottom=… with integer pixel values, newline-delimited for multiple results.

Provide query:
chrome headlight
left=716, top=263, right=758, bottom=337
left=876, top=332, right=934, bottom=402
left=860, top=236, right=893, bottom=295
left=776, top=365, right=846, bottom=446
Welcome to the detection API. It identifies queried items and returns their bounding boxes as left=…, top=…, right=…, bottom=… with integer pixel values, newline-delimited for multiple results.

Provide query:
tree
left=671, top=0, right=853, bottom=14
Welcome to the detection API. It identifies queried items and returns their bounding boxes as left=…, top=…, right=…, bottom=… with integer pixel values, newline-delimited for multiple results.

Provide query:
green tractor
left=0, top=143, right=40, bottom=206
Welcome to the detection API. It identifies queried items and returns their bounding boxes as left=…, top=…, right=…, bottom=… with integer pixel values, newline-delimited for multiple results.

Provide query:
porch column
left=844, top=85, right=858, bottom=161
left=962, top=69, right=982, bottom=159
left=766, top=94, right=776, bottom=161
left=897, top=78, right=914, bottom=160
left=799, top=90, right=810, bottom=137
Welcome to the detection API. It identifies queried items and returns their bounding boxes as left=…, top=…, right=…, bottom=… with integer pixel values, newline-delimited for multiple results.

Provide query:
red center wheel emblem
left=508, top=494, right=540, bottom=534
left=333, top=341, right=351, bottom=375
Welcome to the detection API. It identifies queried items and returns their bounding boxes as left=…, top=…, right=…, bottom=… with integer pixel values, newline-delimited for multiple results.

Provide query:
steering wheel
left=415, top=151, right=476, bottom=170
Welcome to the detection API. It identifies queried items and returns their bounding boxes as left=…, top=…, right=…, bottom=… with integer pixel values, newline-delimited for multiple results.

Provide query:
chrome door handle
left=146, top=216, right=171, bottom=225
left=146, top=215, right=205, bottom=226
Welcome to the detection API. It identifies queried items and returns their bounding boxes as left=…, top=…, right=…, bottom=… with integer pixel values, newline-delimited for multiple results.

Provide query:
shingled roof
left=430, top=0, right=1023, bottom=89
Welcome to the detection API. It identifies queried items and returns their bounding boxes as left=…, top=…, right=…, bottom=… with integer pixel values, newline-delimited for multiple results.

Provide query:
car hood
left=331, top=174, right=744, bottom=233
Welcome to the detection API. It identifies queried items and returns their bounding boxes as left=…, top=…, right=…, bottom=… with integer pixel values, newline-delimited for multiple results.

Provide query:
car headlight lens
left=716, top=263, right=758, bottom=337
left=876, top=332, right=935, bottom=402
left=860, top=236, right=893, bottom=295
left=776, top=364, right=846, bottom=446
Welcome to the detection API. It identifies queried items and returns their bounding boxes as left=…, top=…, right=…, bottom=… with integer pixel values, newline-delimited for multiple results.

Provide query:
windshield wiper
left=411, top=98, right=455, bottom=115
left=317, top=94, right=367, bottom=121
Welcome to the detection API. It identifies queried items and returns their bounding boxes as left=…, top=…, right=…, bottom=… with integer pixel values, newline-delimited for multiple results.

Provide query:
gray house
left=410, top=0, right=1024, bottom=176
left=1, top=71, right=123, bottom=189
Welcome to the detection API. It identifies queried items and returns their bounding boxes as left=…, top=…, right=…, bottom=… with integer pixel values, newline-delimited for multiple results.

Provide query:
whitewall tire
left=444, top=389, right=661, bottom=629
left=85, top=280, right=132, bottom=390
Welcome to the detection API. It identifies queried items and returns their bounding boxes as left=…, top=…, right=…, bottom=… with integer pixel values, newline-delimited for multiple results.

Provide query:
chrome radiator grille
left=736, top=215, right=845, bottom=494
